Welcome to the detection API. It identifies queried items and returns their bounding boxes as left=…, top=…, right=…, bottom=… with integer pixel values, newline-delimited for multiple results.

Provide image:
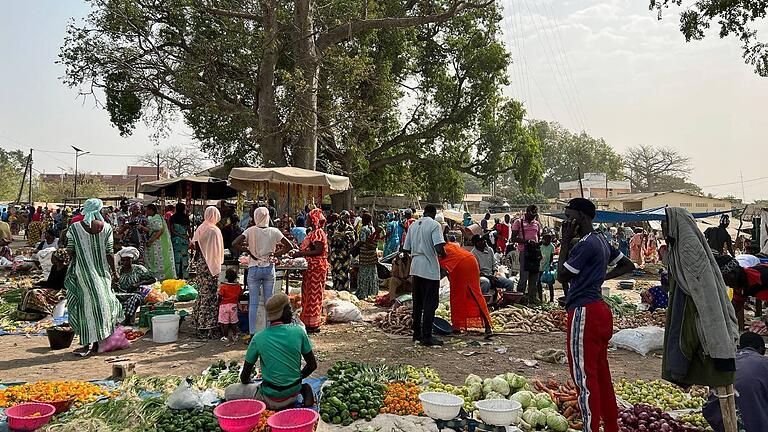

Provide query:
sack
left=98, top=326, right=131, bottom=353
left=610, top=326, right=665, bottom=356
left=161, top=279, right=186, bottom=295
left=167, top=381, right=203, bottom=410
left=176, top=285, right=198, bottom=301
left=325, top=300, right=363, bottom=323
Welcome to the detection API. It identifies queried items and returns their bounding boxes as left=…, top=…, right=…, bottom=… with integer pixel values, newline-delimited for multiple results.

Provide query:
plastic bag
left=610, top=326, right=665, bottom=356
left=161, top=279, right=186, bottom=295
left=98, top=326, right=131, bottom=353
left=167, top=381, right=204, bottom=410
left=52, top=300, right=68, bottom=319
left=540, top=271, right=555, bottom=285
left=176, top=285, right=198, bottom=301
left=325, top=299, right=363, bottom=323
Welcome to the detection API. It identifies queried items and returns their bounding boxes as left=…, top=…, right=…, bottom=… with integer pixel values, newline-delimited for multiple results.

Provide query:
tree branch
left=204, top=6, right=261, bottom=21
left=316, top=0, right=493, bottom=51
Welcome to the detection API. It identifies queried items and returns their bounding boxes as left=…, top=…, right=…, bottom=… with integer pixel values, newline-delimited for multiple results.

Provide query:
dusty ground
left=1, top=234, right=663, bottom=386
left=0, top=311, right=661, bottom=386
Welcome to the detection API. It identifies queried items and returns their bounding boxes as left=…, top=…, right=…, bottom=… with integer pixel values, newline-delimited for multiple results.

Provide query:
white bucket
left=152, top=314, right=180, bottom=343
left=601, top=286, right=611, bottom=298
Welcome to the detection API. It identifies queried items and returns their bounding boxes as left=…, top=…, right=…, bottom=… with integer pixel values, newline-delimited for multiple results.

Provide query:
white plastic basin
left=418, top=392, right=463, bottom=420
left=474, top=399, right=522, bottom=426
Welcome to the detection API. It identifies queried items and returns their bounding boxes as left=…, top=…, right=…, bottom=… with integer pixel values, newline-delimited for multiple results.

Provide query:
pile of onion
left=618, top=404, right=706, bottom=432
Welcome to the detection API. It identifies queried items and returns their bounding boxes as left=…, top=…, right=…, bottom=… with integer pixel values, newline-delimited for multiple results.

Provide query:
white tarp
left=229, top=167, right=351, bottom=193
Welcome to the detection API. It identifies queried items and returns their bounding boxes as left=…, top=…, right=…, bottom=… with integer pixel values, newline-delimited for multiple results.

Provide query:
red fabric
left=218, top=283, right=242, bottom=305
left=300, top=227, right=329, bottom=328
left=495, top=223, right=509, bottom=252
left=439, top=242, right=493, bottom=331
left=745, top=265, right=768, bottom=301
left=566, top=300, right=618, bottom=432
left=401, top=218, right=415, bottom=247
left=69, top=214, right=84, bottom=225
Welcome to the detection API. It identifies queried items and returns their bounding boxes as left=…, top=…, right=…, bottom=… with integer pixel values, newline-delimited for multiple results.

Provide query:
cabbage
left=464, top=374, right=483, bottom=387
left=504, top=373, right=527, bottom=390
left=484, top=391, right=506, bottom=400
left=524, top=409, right=546, bottom=427
left=483, top=378, right=492, bottom=386
left=509, top=390, right=535, bottom=409
left=534, top=392, right=554, bottom=410
left=546, top=412, right=569, bottom=432
left=467, top=383, right=483, bottom=400
left=521, top=408, right=535, bottom=425
left=491, top=376, right=511, bottom=396
left=482, top=382, right=493, bottom=397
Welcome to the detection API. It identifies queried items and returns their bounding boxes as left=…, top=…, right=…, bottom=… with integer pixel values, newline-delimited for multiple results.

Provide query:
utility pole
left=740, top=171, right=746, bottom=202
left=577, top=166, right=584, bottom=198
left=72, top=146, right=89, bottom=204
left=15, top=150, right=32, bottom=204
left=156, top=153, right=160, bottom=180
left=134, top=175, right=139, bottom=198
left=28, top=150, right=32, bottom=204
left=605, top=174, right=609, bottom=199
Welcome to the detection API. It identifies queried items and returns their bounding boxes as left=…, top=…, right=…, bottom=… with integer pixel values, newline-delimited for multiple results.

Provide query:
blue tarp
left=546, top=207, right=733, bottom=223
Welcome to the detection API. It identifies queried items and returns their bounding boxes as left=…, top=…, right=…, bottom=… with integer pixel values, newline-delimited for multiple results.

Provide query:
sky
left=1, top=1, right=766, bottom=201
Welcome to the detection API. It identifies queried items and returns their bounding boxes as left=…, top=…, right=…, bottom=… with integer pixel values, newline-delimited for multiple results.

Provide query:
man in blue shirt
left=557, top=198, right=634, bottom=432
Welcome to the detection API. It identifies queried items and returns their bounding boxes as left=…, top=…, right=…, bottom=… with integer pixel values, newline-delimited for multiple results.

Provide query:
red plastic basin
left=5, top=403, right=56, bottom=431
left=213, top=399, right=266, bottom=432
left=267, top=408, right=319, bottom=432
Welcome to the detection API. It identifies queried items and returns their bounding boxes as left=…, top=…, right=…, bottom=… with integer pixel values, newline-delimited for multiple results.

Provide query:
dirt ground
left=1, top=234, right=663, bottom=386
left=0, top=306, right=661, bottom=386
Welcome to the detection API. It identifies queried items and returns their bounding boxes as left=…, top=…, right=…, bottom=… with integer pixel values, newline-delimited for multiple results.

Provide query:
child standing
left=219, top=268, right=243, bottom=342
left=538, top=231, right=556, bottom=302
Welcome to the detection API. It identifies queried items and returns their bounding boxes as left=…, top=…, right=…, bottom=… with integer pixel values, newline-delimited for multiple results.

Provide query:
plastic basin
left=267, top=408, right=319, bottom=432
left=5, top=403, right=56, bottom=431
left=46, top=328, right=75, bottom=350
left=213, top=399, right=266, bottom=432
left=432, top=317, right=453, bottom=335
left=30, top=398, right=74, bottom=414
left=474, top=399, right=522, bottom=426
left=419, top=392, right=463, bottom=420
left=151, top=314, right=180, bottom=343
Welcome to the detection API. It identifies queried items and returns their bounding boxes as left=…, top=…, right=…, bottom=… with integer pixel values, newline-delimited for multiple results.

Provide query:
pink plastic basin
left=213, top=399, right=266, bottom=432
left=267, top=408, right=320, bottom=432
left=5, top=403, right=56, bottom=431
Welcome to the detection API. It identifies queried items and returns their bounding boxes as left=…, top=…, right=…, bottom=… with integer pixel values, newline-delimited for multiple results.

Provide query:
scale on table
left=420, top=393, right=522, bottom=432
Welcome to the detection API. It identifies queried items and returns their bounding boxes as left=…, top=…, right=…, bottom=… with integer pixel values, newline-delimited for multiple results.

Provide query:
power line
left=700, top=175, right=768, bottom=188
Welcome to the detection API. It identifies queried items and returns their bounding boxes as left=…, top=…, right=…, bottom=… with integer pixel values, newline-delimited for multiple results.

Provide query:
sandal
left=72, top=345, right=90, bottom=356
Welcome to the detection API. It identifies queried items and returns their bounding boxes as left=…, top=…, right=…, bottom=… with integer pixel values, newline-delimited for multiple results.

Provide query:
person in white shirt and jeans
left=403, top=205, right=446, bottom=346
left=233, top=207, right=292, bottom=334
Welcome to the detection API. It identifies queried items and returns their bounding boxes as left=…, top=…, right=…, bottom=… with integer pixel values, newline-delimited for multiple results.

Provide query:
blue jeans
left=247, top=265, right=275, bottom=334
left=480, top=276, right=515, bottom=293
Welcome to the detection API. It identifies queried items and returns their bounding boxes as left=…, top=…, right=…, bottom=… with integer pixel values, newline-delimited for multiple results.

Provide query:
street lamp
left=72, top=146, right=89, bottom=204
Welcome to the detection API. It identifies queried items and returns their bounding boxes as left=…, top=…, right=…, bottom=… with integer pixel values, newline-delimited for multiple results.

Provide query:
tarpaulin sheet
left=546, top=207, right=734, bottom=224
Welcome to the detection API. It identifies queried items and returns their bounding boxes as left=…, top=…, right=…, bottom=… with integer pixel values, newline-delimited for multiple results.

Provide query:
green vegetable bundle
left=153, top=407, right=221, bottom=432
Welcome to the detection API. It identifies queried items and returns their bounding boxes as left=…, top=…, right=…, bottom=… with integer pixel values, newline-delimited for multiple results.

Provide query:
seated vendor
left=226, top=293, right=317, bottom=410
left=115, top=247, right=156, bottom=325
left=717, top=255, right=768, bottom=329
left=20, top=248, right=69, bottom=315
left=471, top=235, right=514, bottom=300
left=36, top=229, right=59, bottom=251
left=703, top=331, right=768, bottom=432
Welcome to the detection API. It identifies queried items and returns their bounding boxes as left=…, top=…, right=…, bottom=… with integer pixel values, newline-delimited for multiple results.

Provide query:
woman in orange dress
left=439, top=240, right=493, bottom=336
left=294, top=208, right=329, bottom=333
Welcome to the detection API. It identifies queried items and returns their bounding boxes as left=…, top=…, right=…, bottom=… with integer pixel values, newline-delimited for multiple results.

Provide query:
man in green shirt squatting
left=225, top=292, right=317, bottom=410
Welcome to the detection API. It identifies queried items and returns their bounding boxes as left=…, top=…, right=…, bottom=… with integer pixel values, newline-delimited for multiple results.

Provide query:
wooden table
left=274, top=265, right=306, bottom=294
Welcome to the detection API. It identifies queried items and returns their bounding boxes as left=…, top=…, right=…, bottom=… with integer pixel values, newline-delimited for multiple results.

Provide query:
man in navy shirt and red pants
left=558, top=198, right=635, bottom=432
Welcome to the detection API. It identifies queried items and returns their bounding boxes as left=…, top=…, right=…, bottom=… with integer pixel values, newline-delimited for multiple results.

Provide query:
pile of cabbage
left=464, top=374, right=570, bottom=431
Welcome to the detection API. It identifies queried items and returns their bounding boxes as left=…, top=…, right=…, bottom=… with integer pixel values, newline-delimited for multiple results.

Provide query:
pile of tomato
left=124, top=329, right=144, bottom=341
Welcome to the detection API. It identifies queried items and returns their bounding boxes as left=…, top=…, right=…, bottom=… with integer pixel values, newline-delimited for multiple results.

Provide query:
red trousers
left=566, top=300, right=619, bottom=432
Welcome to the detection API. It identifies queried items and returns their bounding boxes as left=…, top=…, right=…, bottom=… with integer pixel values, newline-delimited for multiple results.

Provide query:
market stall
left=228, top=166, right=351, bottom=215
left=138, top=176, right=238, bottom=205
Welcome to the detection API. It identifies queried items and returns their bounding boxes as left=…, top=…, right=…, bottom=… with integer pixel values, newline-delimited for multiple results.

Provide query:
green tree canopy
left=0, top=149, right=27, bottom=202
left=530, top=121, right=623, bottom=197
left=650, top=0, right=768, bottom=76
left=60, top=0, right=541, bottom=205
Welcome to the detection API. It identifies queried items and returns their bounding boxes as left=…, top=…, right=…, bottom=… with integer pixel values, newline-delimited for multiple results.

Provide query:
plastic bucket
left=46, top=328, right=75, bottom=350
left=152, top=314, right=180, bottom=343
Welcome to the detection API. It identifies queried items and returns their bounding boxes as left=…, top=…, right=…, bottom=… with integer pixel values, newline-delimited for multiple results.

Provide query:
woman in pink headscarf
left=190, top=206, right=224, bottom=338
left=293, top=208, right=329, bottom=333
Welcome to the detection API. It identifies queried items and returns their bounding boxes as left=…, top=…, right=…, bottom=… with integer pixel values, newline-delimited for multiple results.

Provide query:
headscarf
left=82, top=198, right=105, bottom=227
left=192, top=206, right=224, bottom=276
left=116, top=247, right=140, bottom=261
left=129, top=202, right=143, bottom=213
left=308, top=208, right=326, bottom=228
left=254, top=207, right=270, bottom=228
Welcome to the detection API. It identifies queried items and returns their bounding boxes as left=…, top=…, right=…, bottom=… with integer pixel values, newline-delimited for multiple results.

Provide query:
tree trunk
left=293, top=0, right=319, bottom=170
left=257, top=0, right=286, bottom=167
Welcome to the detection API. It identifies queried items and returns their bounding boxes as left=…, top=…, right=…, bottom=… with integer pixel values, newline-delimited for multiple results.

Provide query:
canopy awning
left=228, top=167, right=350, bottom=193
left=138, top=176, right=238, bottom=200
left=546, top=207, right=734, bottom=223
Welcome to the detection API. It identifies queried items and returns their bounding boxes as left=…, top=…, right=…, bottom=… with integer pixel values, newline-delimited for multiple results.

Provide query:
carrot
left=570, top=422, right=583, bottom=430
left=563, top=406, right=575, bottom=418
left=560, top=395, right=578, bottom=402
